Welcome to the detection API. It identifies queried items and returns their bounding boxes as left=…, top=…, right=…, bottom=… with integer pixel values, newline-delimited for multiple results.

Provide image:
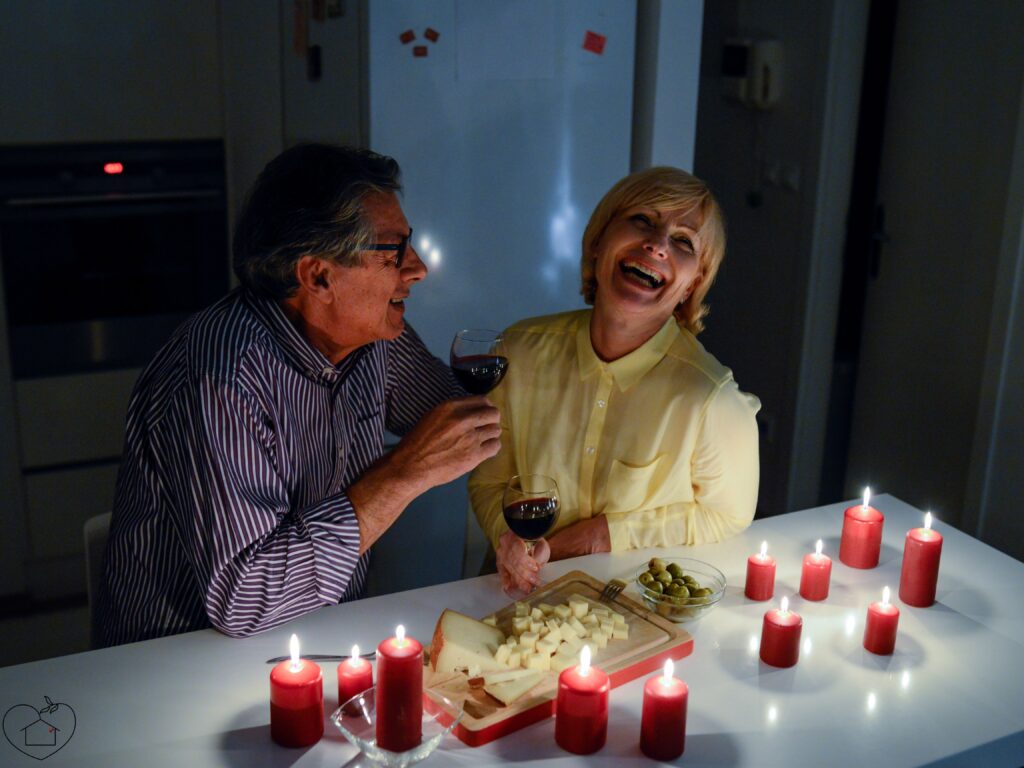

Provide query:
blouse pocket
left=604, top=455, right=667, bottom=514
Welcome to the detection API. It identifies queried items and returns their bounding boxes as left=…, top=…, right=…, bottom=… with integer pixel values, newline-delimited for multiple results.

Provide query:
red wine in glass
left=451, top=329, right=508, bottom=394
left=502, top=474, right=560, bottom=558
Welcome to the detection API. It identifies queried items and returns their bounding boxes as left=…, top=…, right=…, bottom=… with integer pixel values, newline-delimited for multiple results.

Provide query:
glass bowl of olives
left=634, top=557, right=726, bottom=622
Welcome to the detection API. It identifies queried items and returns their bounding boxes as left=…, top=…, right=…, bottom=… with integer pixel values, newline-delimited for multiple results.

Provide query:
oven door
left=1, top=189, right=229, bottom=378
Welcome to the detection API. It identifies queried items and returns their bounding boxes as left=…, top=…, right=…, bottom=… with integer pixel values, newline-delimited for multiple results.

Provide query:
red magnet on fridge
left=583, top=31, right=607, bottom=55
left=399, top=29, right=415, bottom=44
left=413, top=45, right=428, bottom=58
left=424, top=27, right=440, bottom=42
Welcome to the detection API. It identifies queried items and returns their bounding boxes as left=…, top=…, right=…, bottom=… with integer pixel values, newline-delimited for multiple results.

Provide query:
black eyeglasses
left=365, top=228, right=412, bottom=269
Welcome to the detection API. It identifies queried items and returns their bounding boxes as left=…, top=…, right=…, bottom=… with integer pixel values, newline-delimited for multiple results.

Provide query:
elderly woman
left=468, top=167, right=760, bottom=593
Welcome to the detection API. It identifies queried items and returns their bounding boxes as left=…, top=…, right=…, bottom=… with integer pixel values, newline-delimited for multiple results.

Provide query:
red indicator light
left=103, top=162, right=124, bottom=175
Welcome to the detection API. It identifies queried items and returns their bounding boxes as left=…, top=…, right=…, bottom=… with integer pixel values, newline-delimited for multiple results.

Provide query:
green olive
left=655, top=570, right=673, bottom=585
left=682, top=574, right=699, bottom=586
left=648, top=557, right=667, bottom=572
left=667, top=562, right=684, bottom=578
left=648, top=580, right=664, bottom=595
left=667, top=584, right=690, bottom=599
left=638, top=571, right=654, bottom=586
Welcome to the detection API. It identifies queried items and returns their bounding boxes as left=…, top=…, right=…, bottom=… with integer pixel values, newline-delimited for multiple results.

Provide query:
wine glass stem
left=523, top=539, right=536, bottom=558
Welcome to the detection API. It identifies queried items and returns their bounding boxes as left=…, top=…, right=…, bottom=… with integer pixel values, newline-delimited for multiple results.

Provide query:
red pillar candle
left=376, top=625, right=423, bottom=752
left=337, top=644, right=373, bottom=713
left=759, top=596, right=803, bottom=668
left=799, top=539, right=832, bottom=601
left=840, top=487, right=884, bottom=568
left=899, top=512, right=943, bottom=607
left=555, top=645, right=610, bottom=755
left=640, top=658, right=688, bottom=761
left=864, top=586, right=900, bottom=654
left=745, top=540, right=776, bottom=601
left=269, top=634, right=324, bottom=748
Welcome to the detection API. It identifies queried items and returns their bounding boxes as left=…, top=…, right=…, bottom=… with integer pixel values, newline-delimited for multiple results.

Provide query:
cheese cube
left=561, top=632, right=582, bottom=651
left=520, top=631, right=539, bottom=650
left=612, top=624, right=628, bottom=640
left=568, top=617, right=587, bottom=636
left=495, top=644, right=513, bottom=665
left=590, top=630, right=608, bottom=649
left=553, top=604, right=572, bottom=620
left=513, top=616, right=531, bottom=634
left=515, top=601, right=530, bottom=618
left=530, top=607, right=544, bottom=621
left=537, top=635, right=559, bottom=655
left=538, top=603, right=556, bottom=616
left=599, top=619, right=615, bottom=635
left=611, top=611, right=627, bottom=626
left=551, top=654, right=577, bottom=673
left=529, top=620, right=544, bottom=634
left=568, top=596, right=589, bottom=618
left=558, top=620, right=579, bottom=638
left=483, top=614, right=497, bottom=626
left=505, top=635, right=517, bottom=646
left=591, top=605, right=611, bottom=617
left=582, top=614, right=599, bottom=628
left=525, top=652, right=551, bottom=671
left=507, top=648, right=522, bottom=668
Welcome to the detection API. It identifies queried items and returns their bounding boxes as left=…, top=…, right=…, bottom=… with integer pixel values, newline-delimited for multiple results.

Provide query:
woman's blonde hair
left=580, top=166, right=726, bottom=335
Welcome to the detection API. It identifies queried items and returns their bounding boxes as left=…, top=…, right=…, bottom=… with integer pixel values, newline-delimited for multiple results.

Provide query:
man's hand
left=388, top=396, right=501, bottom=489
left=348, top=396, right=500, bottom=553
left=497, top=530, right=551, bottom=595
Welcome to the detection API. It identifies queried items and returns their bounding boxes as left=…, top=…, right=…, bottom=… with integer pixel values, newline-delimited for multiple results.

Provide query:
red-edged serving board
left=423, top=569, right=693, bottom=747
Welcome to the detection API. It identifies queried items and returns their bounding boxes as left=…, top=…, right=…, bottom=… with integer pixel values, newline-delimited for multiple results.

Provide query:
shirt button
left=586, top=446, right=595, bottom=455
left=597, top=399, right=606, bottom=408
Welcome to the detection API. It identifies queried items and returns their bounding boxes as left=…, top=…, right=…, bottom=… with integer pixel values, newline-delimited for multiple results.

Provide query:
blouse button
left=597, top=399, right=606, bottom=408
left=586, top=446, right=595, bottom=455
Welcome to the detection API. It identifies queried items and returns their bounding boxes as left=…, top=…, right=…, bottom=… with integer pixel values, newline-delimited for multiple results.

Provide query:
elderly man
left=102, top=144, right=500, bottom=645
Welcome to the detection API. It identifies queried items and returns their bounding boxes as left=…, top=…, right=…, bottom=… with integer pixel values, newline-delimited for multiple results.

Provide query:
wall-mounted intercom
left=722, top=38, right=783, bottom=110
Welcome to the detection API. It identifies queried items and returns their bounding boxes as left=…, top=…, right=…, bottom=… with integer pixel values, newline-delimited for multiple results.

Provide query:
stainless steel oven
left=0, top=140, right=229, bottom=379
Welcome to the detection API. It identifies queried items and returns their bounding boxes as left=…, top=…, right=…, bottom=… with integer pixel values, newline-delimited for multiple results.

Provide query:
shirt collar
left=575, top=311, right=678, bottom=391
left=243, top=289, right=365, bottom=384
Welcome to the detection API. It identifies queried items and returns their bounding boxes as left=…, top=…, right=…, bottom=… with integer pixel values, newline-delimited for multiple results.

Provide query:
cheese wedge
left=482, top=667, right=538, bottom=685
left=484, top=670, right=545, bottom=706
left=430, top=609, right=507, bottom=674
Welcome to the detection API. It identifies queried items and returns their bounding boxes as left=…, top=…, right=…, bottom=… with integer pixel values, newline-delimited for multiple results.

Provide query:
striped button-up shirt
left=102, top=288, right=459, bottom=645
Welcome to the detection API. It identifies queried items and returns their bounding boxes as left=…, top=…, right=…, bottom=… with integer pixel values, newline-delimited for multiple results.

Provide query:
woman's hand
left=497, top=530, right=551, bottom=595
left=547, top=517, right=611, bottom=561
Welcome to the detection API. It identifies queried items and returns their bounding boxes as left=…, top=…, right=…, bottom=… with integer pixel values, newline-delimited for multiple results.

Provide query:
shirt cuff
left=603, top=512, right=631, bottom=552
left=298, top=492, right=363, bottom=603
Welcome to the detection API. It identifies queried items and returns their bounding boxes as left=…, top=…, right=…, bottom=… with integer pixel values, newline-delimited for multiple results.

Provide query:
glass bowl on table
left=633, top=557, right=726, bottom=623
left=331, top=686, right=464, bottom=768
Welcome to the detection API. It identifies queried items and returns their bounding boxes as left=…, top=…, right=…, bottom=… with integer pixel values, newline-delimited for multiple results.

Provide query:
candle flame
left=863, top=486, right=871, bottom=509
left=924, top=512, right=933, bottom=530
left=351, top=644, right=359, bottom=660
left=815, top=539, right=823, bottom=556
left=780, top=596, right=789, bottom=613
left=580, top=645, right=591, bottom=676
left=663, top=658, right=674, bottom=682
left=396, top=625, right=406, bottom=646
left=759, top=540, right=768, bottom=559
left=289, top=633, right=300, bottom=671
left=882, top=586, right=891, bottom=607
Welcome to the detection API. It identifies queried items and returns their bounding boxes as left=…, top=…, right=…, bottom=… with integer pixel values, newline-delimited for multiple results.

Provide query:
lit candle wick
left=815, top=539, right=823, bottom=557
left=863, top=486, right=871, bottom=510
left=759, top=540, right=768, bottom=559
left=580, top=645, right=592, bottom=676
left=351, top=644, right=360, bottom=661
left=395, top=624, right=406, bottom=647
left=882, top=586, right=891, bottom=608
left=780, top=596, right=789, bottom=614
left=289, top=633, right=301, bottom=672
left=924, top=511, right=933, bottom=531
left=663, top=658, right=674, bottom=684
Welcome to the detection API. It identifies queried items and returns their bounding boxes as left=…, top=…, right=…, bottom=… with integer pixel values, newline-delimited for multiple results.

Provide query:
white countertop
left=2, top=494, right=1022, bottom=767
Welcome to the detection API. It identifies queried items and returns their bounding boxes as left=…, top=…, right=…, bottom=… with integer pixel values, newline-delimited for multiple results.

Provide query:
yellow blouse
left=468, top=309, right=761, bottom=552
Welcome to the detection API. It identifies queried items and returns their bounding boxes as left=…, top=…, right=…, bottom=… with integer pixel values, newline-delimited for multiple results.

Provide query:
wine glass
left=450, top=329, right=508, bottom=394
left=502, top=474, right=560, bottom=558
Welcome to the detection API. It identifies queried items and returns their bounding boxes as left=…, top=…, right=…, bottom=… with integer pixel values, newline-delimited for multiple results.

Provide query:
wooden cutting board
left=423, top=569, right=693, bottom=747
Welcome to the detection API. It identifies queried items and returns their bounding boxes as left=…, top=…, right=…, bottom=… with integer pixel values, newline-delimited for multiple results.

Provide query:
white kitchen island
left=1, top=494, right=1022, bottom=767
